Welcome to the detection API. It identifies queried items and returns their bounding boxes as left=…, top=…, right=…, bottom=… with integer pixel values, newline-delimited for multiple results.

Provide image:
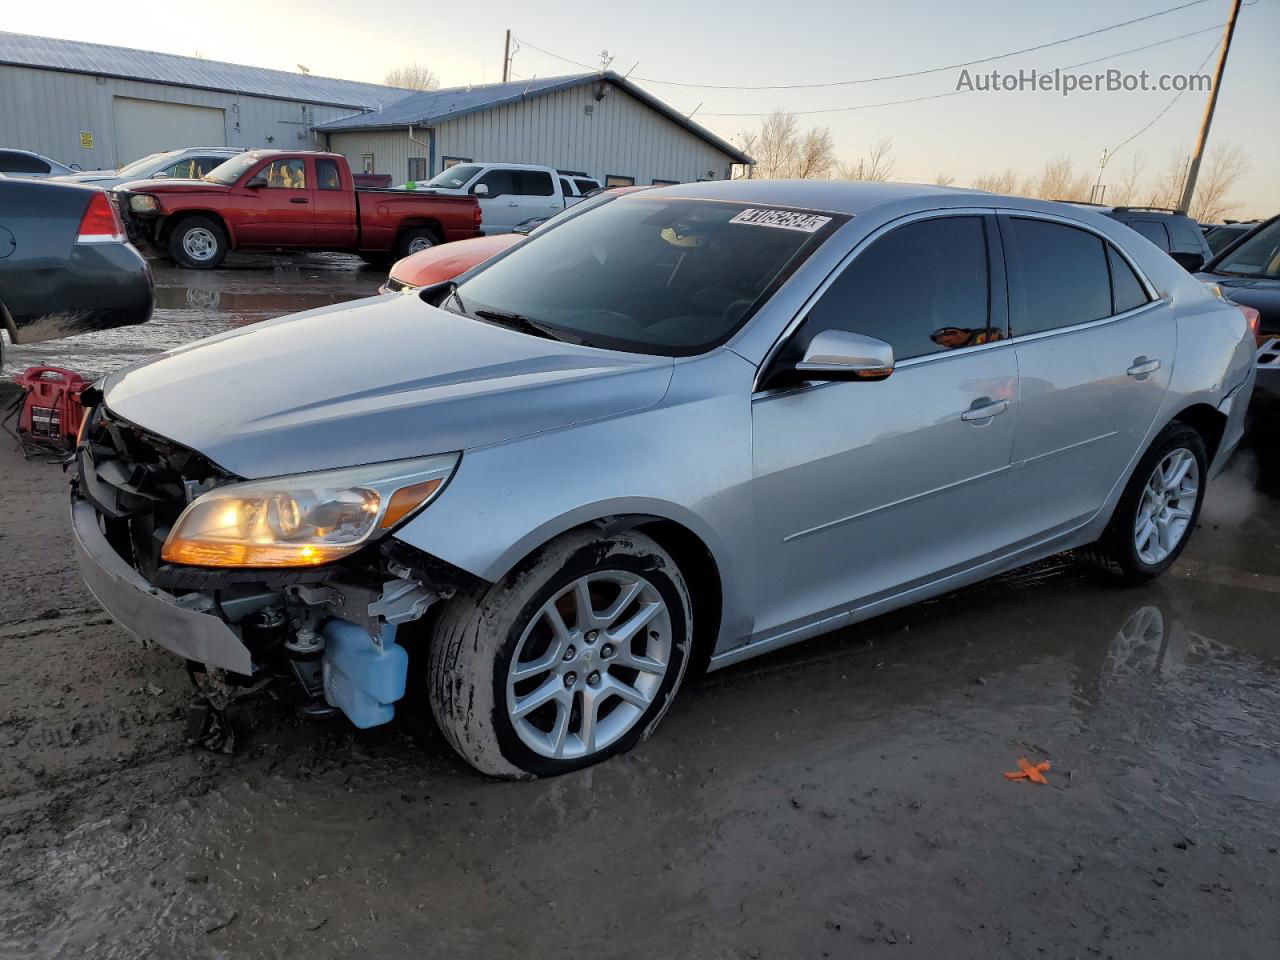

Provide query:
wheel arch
left=1169, top=401, right=1227, bottom=463
left=476, top=508, right=727, bottom=678
left=396, top=218, right=444, bottom=245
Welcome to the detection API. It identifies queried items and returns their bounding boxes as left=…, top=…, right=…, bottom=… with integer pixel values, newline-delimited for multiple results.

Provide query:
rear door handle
left=1127, top=357, right=1160, bottom=378
left=508, top=202, right=520, bottom=207
left=961, top=399, right=1009, bottom=422
left=290, top=197, right=309, bottom=204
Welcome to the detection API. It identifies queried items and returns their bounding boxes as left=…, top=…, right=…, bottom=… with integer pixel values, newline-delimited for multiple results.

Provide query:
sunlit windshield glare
left=426, top=165, right=482, bottom=189
left=116, top=152, right=170, bottom=177
left=203, top=154, right=262, bottom=185
left=449, top=198, right=838, bottom=355
left=1214, top=219, right=1280, bottom=278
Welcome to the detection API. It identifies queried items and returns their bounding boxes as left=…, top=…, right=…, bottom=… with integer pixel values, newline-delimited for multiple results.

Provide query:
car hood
left=1197, top=272, right=1280, bottom=330
left=119, top=177, right=228, bottom=195
left=58, top=169, right=121, bottom=183
left=101, top=294, right=674, bottom=478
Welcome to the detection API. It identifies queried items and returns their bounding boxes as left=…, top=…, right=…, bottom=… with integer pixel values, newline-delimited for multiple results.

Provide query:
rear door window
left=315, top=158, right=342, bottom=190
left=1129, top=219, right=1171, bottom=251
left=0, top=151, right=51, bottom=174
left=574, top=178, right=601, bottom=194
left=799, top=215, right=993, bottom=361
left=559, top=177, right=576, bottom=197
left=1006, top=217, right=1112, bottom=335
left=1107, top=245, right=1150, bottom=314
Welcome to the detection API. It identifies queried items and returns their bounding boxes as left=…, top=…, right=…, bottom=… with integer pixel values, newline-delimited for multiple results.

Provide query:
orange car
left=380, top=185, right=653, bottom=293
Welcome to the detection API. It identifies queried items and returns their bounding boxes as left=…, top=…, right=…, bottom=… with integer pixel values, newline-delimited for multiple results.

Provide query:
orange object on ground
left=1004, top=757, right=1051, bottom=783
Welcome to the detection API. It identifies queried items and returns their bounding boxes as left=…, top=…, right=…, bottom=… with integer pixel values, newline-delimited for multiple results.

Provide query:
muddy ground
left=2, top=257, right=1279, bottom=959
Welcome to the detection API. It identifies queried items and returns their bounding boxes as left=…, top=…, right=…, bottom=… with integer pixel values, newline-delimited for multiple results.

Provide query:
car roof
left=620, top=178, right=1003, bottom=216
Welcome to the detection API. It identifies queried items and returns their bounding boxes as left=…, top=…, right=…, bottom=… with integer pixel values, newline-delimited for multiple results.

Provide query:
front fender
left=390, top=349, right=758, bottom=651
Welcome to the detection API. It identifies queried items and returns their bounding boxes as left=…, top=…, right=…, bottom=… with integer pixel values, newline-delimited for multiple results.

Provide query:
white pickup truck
left=409, top=162, right=602, bottom=234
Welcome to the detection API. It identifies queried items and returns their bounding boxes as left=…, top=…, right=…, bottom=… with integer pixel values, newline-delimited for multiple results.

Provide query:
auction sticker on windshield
left=730, top=208, right=833, bottom=232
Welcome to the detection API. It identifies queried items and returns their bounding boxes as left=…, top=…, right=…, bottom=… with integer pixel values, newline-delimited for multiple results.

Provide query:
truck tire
left=1077, top=422, right=1207, bottom=585
left=396, top=228, right=437, bottom=259
left=168, top=217, right=228, bottom=269
left=428, top=529, right=692, bottom=779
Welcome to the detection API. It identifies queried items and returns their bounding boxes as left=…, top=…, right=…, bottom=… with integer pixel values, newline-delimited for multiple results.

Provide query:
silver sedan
left=72, top=180, right=1256, bottom=777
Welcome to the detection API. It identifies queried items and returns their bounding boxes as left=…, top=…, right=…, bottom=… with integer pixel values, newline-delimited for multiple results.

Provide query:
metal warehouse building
left=0, top=32, right=748, bottom=184
left=316, top=73, right=749, bottom=186
left=0, top=32, right=411, bottom=171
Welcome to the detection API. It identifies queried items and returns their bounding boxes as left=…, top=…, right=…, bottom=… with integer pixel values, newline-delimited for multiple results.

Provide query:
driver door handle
left=508, top=201, right=520, bottom=207
left=289, top=196, right=309, bottom=204
left=1127, top=357, right=1161, bottom=378
left=961, top=399, right=1009, bottom=422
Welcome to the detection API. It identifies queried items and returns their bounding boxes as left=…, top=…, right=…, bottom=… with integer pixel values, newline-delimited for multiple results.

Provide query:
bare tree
left=739, top=110, right=835, bottom=179
left=384, top=63, right=440, bottom=91
left=1110, top=153, right=1145, bottom=206
left=793, top=127, right=837, bottom=180
left=841, top=137, right=896, bottom=181
left=1189, top=142, right=1249, bottom=222
left=1031, top=155, right=1091, bottom=201
left=1149, top=148, right=1190, bottom=209
left=972, top=169, right=1021, bottom=194
left=934, top=173, right=956, bottom=187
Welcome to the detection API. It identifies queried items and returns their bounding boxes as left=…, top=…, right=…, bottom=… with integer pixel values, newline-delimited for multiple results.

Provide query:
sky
left=7, top=0, right=1278, bottom=218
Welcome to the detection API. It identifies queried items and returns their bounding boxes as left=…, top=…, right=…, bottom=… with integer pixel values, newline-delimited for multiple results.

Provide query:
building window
left=407, top=157, right=427, bottom=181
left=442, top=156, right=473, bottom=169
left=605, top=174, right=635, bottom=187
left=652, top=179, right=679, bottom=186
left=360, top=153, right=375, bottom=174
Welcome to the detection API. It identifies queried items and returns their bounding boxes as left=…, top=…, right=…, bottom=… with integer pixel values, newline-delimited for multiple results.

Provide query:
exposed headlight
left=1201, top=281, right=1228, bottom=301
left=128, top=194, right=159, bottom=213
left=160, top=453, right=459, bottom=568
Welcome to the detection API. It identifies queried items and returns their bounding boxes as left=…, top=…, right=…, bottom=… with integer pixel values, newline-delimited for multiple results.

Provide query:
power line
left=1107, top=39, right=1222, bottom=157
left=515, top=0, right=1213, bottom=91
left=699, top=25, right=1225, bottom=117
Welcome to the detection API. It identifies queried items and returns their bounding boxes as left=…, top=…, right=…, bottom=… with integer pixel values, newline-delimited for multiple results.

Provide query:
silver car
left=56, top=147, right=245, bottom=189
left=71, top=181, right=1256, bottom=778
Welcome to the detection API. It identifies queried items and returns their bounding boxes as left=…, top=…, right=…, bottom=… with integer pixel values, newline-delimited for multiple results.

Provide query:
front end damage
left=71, top=401, right=477, bottom=730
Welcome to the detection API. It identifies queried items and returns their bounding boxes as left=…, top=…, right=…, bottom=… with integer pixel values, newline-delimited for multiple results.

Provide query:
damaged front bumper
left=71, top=496, right=255, bottom=674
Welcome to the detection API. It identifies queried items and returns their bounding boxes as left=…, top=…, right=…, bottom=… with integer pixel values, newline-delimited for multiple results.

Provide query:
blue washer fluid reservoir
left=320, top=620, right=409, bottom=728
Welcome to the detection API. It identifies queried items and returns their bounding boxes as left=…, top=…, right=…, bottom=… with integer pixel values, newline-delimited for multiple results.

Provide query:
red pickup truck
left=116, top=150, right=482, bottom=269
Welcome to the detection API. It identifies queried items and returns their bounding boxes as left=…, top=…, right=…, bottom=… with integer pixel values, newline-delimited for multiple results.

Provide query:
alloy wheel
left=506, top=572, right=672, bottom=760
left=182, top=227, right=218, bottom=262
left=1134, top=447, right=1199, bottom=565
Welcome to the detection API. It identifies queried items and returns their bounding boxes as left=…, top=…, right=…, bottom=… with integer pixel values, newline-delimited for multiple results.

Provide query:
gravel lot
left=2, top=256, right=1278, bottom=959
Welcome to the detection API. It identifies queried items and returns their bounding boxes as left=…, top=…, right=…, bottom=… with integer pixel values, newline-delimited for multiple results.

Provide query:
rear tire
left=168, top=216, right=227, bottom=269
left=1078, top=422, right=1207, bottom=584
left=428, top=529, right=692, bottom=779
left=396, top=228, right=438, bottom=259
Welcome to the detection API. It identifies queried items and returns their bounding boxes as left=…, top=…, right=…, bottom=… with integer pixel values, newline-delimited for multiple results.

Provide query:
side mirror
left=472, top=182, right=490, bottom=197
left=246, top=175, right=269, bottom=189
left=69, top=163, right=82, bottom=171
left=793, top=330, right=895, bottom=382
left=1170, top=251, right=1205, bottom=273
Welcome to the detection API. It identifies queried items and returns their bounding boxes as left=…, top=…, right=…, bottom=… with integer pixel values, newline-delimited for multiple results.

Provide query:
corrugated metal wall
left=434, top=83, right=733, bottom=184
left=0, top=64, right=361, bottom=169
left=326, top=130, right=430, bottom=183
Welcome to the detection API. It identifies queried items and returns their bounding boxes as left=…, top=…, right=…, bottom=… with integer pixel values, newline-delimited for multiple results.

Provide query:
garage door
left=113, top=98, right=226, bottom=166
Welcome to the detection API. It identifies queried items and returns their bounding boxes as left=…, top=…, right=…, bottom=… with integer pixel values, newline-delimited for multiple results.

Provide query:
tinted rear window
left=518, top=171, right=555, bottom=196
left=0, top=151, right=51, bottom=174
left=1008, top=218, right=1112, bottom=334
left=1129, top=220, right=1171, bottom=251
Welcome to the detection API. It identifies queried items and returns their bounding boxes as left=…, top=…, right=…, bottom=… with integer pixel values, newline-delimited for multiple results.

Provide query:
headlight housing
left=160, top=453, right=458, bottom=568
left=128, top=194, right=159, bottom=213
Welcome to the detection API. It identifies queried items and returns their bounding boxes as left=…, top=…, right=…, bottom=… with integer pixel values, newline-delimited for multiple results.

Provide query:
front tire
left=1079, top=422, right=1207, bottom=584
left=428, top=529, right=692, bottom=778
left=168, top=216, right=227, bottom=269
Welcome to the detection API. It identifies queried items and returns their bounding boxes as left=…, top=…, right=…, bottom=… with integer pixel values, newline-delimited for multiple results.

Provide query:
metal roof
left=315, top=72, right=751, bottom=164
left=0, top=31, right=412, bottom=110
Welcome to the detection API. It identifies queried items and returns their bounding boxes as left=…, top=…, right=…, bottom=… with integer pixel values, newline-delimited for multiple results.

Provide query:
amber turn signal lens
left=380, top=478, right=443, bottom=529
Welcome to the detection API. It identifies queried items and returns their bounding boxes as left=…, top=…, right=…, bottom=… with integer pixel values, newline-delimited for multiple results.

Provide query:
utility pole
left=502, top=29, right=512, bottom=83
left=1178, top=0, right=1243, bottom=213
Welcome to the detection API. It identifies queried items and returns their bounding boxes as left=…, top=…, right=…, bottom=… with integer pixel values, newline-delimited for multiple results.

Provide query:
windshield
left=203, top=154, right=264, bottom=185
left=425, top=165, right=482, bottom=189
left=1212, top=219, right=1280, bottom=279
left=116, top=151, right=171, bottom=177
left=449, top=198, right=842, bottom=355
